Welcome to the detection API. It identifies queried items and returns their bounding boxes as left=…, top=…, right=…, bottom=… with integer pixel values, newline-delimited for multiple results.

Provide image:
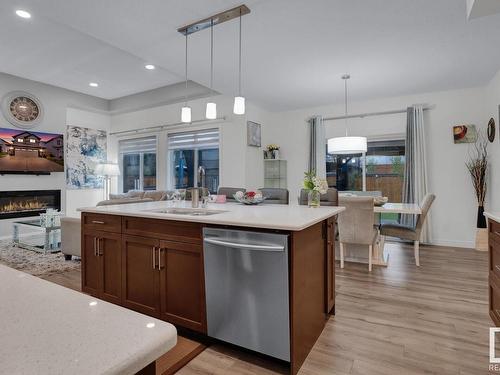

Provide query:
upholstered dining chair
left=217, top=187, right=246, bottom=201
left=259, top=188, right=289, bottom=204
left=338, top=196, right=379, bottom=272
left=298, top=188, right=339, bottom=206
left=379, top=194, right=435, bottom=266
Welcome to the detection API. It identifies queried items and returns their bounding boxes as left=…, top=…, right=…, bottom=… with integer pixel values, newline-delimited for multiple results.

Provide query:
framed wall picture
left=453, top=124, right=477, bottom=144
left=247, top=121, right=261, bottom=147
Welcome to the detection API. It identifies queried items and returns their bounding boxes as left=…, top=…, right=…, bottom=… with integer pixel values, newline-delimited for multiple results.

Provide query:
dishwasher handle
left=204, top=237, right=285, bottom=252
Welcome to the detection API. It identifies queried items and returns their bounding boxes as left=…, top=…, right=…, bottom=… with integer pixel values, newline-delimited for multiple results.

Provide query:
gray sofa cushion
left=109, top=193, right=128, bottom=199
left=126, top=190, right=145, bottom=198
left=96, top=198, right=153, bottom=206
left=143, top=190, right=166, bottom=201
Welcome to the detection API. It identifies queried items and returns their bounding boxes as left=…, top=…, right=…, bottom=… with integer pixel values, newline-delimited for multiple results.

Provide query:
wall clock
left=488, top=117, right=496, bottom=143
left=1, top=91, right=43, bottom=129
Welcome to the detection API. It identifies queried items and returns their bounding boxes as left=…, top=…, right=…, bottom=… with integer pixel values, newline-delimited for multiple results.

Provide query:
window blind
left=167, top=128, right=219, bottom=150
left=119, top=136, right=157, bottom=154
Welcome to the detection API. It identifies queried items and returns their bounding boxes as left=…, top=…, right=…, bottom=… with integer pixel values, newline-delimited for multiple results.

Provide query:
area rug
left=0, top=240, right=80, bottom=277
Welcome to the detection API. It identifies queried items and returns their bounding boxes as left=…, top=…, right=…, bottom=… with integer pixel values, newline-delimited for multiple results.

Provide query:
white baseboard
left=428, top=239, right=475, bottom=249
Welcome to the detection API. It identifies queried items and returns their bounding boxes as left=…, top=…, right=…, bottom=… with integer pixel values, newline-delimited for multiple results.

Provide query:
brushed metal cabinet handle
left=92, top=220, right=105, bottom=224
left=495, top=231, right=500, bottom=237
left=98, top=238, right=103, bottom=256
left=93, top=237, right=97, bottom=256
left=152, top=247, right=156, bottom=269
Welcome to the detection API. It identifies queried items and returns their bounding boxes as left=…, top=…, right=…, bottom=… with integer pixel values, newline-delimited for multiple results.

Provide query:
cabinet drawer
left=123, top=217, right=202, bottom=244
left=490, top=239, right=500, bottom=278
left=83, top=213, right=122, bottom=233
left=490, top=220, right=500, bottom=245
left=490, top=272, right=500, bottom=327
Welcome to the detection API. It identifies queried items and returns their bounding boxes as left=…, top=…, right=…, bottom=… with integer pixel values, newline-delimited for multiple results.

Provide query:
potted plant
left=303, top=171, right=328, bottom=208
left=266, top=144, right=280, bottom=159
left=466, top=134, right=488, bottom=251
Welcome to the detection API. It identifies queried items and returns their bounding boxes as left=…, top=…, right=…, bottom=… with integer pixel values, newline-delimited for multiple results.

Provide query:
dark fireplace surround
left=0, top=190, right=61, bottom=220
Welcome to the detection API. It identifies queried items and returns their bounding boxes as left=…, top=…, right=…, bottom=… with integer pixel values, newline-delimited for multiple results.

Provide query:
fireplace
left=0, top=190, right=61, bottom=220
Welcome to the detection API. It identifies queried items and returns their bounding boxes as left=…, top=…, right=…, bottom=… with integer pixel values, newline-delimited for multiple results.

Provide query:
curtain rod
left=109, top=117, right=226, bottom=136
left=323, top=105, right=434, bottom=121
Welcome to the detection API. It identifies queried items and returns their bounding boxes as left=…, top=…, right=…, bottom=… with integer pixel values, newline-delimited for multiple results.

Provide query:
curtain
left=402, top=105, right=431, bottom=242
left=308, top=115, right=326, bottom=179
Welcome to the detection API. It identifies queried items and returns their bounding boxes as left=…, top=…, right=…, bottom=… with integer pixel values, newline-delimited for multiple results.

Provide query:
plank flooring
left=179, top=242, right=492, bottom=375
left=44, top=242, right=492, bottom=374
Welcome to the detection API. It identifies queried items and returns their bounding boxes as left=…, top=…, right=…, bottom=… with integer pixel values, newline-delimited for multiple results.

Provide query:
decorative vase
left=272, top=150, right=280, bottom=159
left=308, top=190, right=321, bottom=208
left=477, top=206, right=486, bottom=228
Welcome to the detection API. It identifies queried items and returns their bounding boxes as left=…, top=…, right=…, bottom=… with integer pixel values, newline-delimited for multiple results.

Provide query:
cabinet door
left=159, top=240, right=206, bottom=333
left=122, top=235, right=161, bottom=317
left=326, top=218, right=336, bottom=314
left=82, top=231, right=100, bottom=296
left=98, top=232, right=122, bottom=305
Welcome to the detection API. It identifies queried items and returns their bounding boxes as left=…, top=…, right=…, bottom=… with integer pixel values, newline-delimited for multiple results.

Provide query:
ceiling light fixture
left=205, top=19, right=217, bottom=120
left=15, top=9, right=31, bottom=19
left=327, top=74, right=367, bottom=154
left=233, top=9, right=245, bottom=115
left=89, top=82, right=99, bottom=87
left=144, top=64, right=155, bottom=70
left=181, top=33, right=191, bottom=123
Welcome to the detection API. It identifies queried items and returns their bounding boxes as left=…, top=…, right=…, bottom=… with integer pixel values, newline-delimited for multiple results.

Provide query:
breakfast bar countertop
left=0, top=264, right=177, bottom=375
left=79, top=201, right=345, bottom=231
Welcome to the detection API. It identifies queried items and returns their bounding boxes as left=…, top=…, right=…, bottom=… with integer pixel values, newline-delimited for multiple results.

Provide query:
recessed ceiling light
left=16, top=9, right=31, bottom=19
left=145, top=64, right=155, bottom=70
left=89, top=82, right=99, bottom=87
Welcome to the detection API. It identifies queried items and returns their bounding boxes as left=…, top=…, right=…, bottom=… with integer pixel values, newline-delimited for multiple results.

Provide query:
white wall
left=485, top=69, right=500, bottom=213
left=110, top=95, right=272, bottom=192
left=0, top=73, right=109, bottom=237
left=266, top=87, right=488, bottom=248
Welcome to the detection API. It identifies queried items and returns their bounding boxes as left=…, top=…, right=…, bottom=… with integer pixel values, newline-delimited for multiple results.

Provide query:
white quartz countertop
left=79, top=201, right=345, bottom=231
left=485, top=211, right=500, bottom=223
left=0, top=264, right=177, bottom=375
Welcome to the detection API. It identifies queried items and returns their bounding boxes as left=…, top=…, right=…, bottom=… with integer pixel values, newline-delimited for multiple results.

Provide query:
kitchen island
left=79, top=201, right=344, bottom=374
left=0, top=263, right=177, bottom=375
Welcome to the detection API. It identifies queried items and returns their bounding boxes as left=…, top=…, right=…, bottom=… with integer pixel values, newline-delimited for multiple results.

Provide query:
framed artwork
left=66, top=125, right=107, bottom=189
left=453, top=124, right=477, bottom=144
left=247, top=121, right=261, bottom=147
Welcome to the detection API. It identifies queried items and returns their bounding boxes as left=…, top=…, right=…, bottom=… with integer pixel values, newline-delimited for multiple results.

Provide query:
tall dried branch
left=465, top=131, right=488, bottom=206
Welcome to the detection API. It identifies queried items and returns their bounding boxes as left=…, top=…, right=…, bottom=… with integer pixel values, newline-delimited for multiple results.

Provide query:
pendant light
left=181, top=33, right=192, bottom=123
left=327, top=74, right=367, bottom=154
left=206, top=19, right=217, bottom=120
left=233, top=8, right=245, bottom=115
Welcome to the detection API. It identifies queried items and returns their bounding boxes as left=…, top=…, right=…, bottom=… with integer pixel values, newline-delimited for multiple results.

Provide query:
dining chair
left=217, top=187, right=246, bottom=201
left=259, top=188, right=289, bottom=204
left=298, top=188, right=338, bottom=206
left=379, top=194, right=436, bottom=266
left=338, top=196, right=378, bottom=271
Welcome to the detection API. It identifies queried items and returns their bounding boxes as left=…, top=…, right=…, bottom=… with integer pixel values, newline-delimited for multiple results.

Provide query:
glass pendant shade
left=233, top=96, right=245, bottom=115
left=327, top=136, right=367, bottom=154
left=206, top=102, right=217, bottom=119
left=181, top=106, right=191, bottom=123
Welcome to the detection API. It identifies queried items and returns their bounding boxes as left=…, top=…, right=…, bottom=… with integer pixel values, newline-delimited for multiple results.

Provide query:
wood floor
left=178, top=242, right=492, bottom=375
left=44, top=242, right=492, bottom=374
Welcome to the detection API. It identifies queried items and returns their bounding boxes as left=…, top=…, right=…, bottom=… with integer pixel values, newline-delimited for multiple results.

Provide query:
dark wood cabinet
left=81, top=229, right=122, bottom=305
left=122, top=235, right=161, bottom=317
left=325, top=218, right=336, bottom=314
left=159, top=240, right=206, bottom=333
left=490, top=218, right=500, bottom=327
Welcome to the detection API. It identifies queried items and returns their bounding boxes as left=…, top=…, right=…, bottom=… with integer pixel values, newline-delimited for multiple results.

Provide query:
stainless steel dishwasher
left=203, top=227, right=290, bottom=361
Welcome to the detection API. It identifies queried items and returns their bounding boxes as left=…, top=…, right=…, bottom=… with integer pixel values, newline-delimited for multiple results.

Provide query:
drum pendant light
left=233, top=9, right=245, bottom=115
left=206, top=19, right=217, bottom=120
left=181, top=33, right=191, bottom=123
left=327, top=74, right=367, bottom=154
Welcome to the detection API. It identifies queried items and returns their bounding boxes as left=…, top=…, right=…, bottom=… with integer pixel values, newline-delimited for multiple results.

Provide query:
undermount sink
left=144, top=208, right=227, bottom=216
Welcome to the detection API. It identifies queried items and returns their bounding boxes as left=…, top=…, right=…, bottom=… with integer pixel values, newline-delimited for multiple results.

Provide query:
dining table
left=372, top=202, right=422, bottom=266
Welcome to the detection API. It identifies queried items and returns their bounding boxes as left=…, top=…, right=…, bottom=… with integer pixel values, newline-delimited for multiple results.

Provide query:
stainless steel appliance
left=203, top=228, right=290, bottom=361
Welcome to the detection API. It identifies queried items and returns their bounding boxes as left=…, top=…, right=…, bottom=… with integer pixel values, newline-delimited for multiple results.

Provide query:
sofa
left=61, top=190, right=172, bottom=260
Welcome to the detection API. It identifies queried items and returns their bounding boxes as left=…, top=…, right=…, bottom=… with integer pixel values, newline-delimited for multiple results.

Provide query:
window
left=167, top=129, right=220, bottom=194
left=29, top=139, right=36, bottom=143
left=17, top=138, right=23, bottom=143
left=326, top=139, right=405, bottom=223
left=119, top=136, right=157, bottom=193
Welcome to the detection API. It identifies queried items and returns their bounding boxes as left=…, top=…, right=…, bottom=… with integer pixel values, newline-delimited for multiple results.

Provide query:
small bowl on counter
left=233, top=190, right=267, bottom=205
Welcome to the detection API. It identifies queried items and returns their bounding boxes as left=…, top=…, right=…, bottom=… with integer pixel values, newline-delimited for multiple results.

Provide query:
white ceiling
left=2, top=0, right=500, bottom=111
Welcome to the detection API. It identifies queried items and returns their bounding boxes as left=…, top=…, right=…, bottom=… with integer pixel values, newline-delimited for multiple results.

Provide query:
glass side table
left=12, top=219, right=61, bottom=254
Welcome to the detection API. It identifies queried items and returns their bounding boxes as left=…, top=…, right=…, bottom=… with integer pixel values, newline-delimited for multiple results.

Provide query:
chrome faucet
left=198, top=166, right=206, bottom=189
